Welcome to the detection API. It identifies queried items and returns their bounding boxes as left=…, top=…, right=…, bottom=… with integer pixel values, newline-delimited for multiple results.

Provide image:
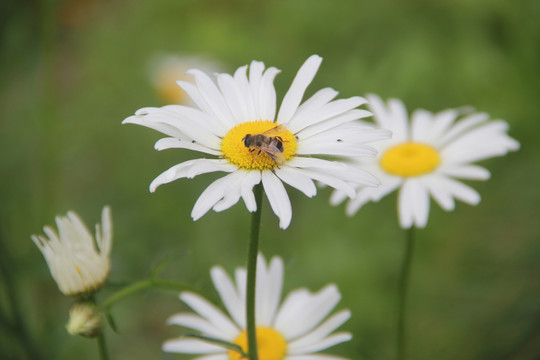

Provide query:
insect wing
left=262, top=125, right=287, bottom=136
left=262, top=143, right=286, bottom=166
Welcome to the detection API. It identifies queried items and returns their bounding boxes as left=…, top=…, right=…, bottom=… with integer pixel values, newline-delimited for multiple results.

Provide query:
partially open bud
left=66, top=302, right=103, bottom=338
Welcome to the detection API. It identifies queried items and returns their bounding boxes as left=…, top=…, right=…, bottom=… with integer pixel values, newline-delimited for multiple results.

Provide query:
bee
left=242, top=125, right=287, bottom=166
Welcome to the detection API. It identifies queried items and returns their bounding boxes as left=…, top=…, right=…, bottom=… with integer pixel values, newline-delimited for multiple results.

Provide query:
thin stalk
left=97, top=331, right=110, bottom=360
left=397, top=227, right=415, bottom=360
left=100, top=279, right=193, bottom=310
left=246, top=184, right=264, bottom=360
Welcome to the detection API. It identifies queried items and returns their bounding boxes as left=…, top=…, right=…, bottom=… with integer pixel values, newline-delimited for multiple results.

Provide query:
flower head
left=31, top=206, right=112, bottom=296
left=331, top=94, right=520, bottom=228
left=164, top=254, right=352, bottom=360
left=124, top=55, right=390, bottom=229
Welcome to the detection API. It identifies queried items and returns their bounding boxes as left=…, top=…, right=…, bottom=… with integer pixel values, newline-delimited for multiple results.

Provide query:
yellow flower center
left=221, top=120, right=297, bottom=170
left=380, top=142, right=440, bottom=177
left=228, top=327, right=287, bottom=360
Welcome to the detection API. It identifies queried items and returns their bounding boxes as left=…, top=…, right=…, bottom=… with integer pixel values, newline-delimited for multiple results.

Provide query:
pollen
left=228, top=327, right=287, bottom=360
left=381, top=142, right=440, bottom=177
left=221, top=120, right=297, bottom=170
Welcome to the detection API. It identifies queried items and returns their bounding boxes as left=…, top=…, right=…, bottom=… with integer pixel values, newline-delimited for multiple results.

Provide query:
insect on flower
left=242, top=125, right=287, bottom=167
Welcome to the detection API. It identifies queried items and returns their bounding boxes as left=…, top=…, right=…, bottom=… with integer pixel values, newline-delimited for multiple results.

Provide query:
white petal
left=275, top=284, right=341, bottom=340
left=233, top=65, right=257, bottom=120
left=438, top=164, right=491, bottom=180
left=366, top=94, right=408, bottom=142
left=410, top=109, right=435, bottom=143
left=154, top=137, right=221, bottom=155
left=289, top=157, right=380, bottom=191
left=261, top=171, right=292, bottom=229
left=274, top=166, right=317, bottom=197
left=278, top=55, right=322, bottom=124
left=149, top=159, right=236, bottom=193
left=288, top=97, right=367, bottom=134
left=288, top=333, right=352, bottom=355
left=249, top=60, right=265, bottom=116
left=288, top=310, right=351, bottom=351
left=126, top=107, right=221, bottom=149
left=180, top=292, right=239, bottom=337
left=345, top=177, right=401, bottom=216
left=295, top=109, right=374, bottom=140
left=438, top=112, right=489, bottom=146
left=167, top=313, right=229, bottom=339
left=286, top=355, right=350, bottom=360
left=162, top=338, right=225, bottom=354
left=217, top=73, right=250, bottom=124
left=192, top=355, right=229, bottom=360
left=240, top=171, right=262, bottom=212
left=441, top=120, right=520, bottom=164
left=210, top=267, right=244, bottom=328
left=398, top=181, right=415, bottom=229
left=293, top=87, right=339, bottom=120
left=187, top=69, right=235, bottom=128
left=431, top=176, right=481, bottom=206
left=257, top=256, right=284, bottom=326
left=423, top=176, right=456, bottom=211
left=258, top=67, right=280, bottom=121
left=191, top=172, right=244, bottom=220
left=411, top=178, right=431, bottom=228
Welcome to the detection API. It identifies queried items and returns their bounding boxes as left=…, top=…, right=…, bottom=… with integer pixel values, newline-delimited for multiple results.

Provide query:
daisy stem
left=246, top=183, right=264, bottom=360
left=397, top=227, right=415, bottom=360
left=88, top=294, right=110, bottom=360
left=97, top=331, right=110, bottom=360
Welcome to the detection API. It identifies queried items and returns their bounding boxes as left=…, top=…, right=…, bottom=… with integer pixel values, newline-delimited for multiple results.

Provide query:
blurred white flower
left=31, top=206, right=112, bottom=296
left=331, top=94, right=520, bottom=228
left=164, top=254, right=352, bottom=360
left=125, top=55, right=390, bottom=229
left=149, top=55, right=222, bottom=105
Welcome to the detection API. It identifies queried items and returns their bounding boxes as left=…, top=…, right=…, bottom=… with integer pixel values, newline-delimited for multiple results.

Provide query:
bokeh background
left=1, top=0, right=539, bottom=359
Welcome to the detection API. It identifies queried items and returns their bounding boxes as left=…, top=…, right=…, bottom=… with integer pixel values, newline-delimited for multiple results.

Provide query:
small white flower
left=331, top=94, right=520, bottom=228
left=124, top=55, right=390, bottom=229
left=164, top=254, right=352, bottom=360
left=31, top=206, right=112, bottom=296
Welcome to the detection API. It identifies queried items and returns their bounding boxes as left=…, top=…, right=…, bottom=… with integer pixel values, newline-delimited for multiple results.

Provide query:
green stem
left=97, top=331, right=110, bottom=360
left=100, top=279, right=193, bottom=310
left=397, top=227, right=415, bottom=360
left=86, top=294, right=111, bottom=360
left=246, top=184, right=264, bottom=360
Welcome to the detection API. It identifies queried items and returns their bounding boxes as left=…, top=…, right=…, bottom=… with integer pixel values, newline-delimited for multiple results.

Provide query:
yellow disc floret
left=381, top=142, right=440, bottom=177
left=221, top=120, right=297, bottom=170
left=228, top=327, right=287, bottom=360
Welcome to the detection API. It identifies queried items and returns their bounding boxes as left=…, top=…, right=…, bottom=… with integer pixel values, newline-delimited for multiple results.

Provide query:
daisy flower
left=331, top=94, right=520, bottom=228
left=123, top=55, right=390, bottom=229
left=164, top=254, right=352, bottom=360
left=31, top=206, right=113, bottom=296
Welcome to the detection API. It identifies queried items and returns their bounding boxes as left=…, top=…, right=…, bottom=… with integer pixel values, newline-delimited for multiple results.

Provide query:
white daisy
left=123, top=55, right=390, bottom=229
left=163, top=254, right=352, bottom=360
left=331, top=94, right=520, bottom=228
left=31, top=206, right=113, bottom=296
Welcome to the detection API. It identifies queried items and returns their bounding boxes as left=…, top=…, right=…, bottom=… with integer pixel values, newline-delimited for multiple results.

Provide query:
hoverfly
left=242, top=125, right=287, bottom=167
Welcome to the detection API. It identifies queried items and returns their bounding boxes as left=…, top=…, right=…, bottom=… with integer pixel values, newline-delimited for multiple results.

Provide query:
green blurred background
left=1, top=0, right=539, bottom=359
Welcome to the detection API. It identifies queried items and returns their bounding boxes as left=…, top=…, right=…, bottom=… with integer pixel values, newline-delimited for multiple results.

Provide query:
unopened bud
left=66, top=302, right=103, bottom=338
